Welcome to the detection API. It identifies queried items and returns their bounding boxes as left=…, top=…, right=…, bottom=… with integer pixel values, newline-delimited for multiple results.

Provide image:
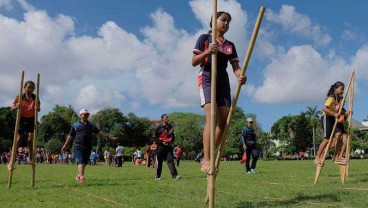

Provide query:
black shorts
left=198, top=70, right=231, bottom=107
left=18, top=117, right=35, bottom=134
left=321, top=115, right=345, bottom=139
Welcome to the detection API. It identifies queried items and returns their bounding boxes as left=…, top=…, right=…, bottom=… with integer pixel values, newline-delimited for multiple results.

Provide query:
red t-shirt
left=176, top=147, right=182, bottom=158
left=13, top=93, right=40, bottom=118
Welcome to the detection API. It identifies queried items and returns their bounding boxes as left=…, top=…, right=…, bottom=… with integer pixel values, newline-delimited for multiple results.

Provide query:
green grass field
left=1, top=159, right=368, bottom=208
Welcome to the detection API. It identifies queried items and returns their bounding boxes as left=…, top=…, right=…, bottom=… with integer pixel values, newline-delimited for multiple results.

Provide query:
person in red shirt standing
left=147, top=140, right=157, bottom=168
left=8, top=81, right=40, bottom=170
left=153, top=114, right=181, bottom=180
left=174, top=144, right=183, bottom=167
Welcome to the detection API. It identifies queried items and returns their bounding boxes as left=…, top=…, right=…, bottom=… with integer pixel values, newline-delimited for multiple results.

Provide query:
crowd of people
left=1, top=147, right=76, bottom=165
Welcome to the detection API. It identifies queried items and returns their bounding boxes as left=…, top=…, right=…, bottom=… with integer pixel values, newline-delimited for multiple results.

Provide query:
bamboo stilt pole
left=207, top=0, right=217, bottom=207
left=339, top=72, right=354, bottom=184
left=8, top=71, right=25, bottom=188
left=205, top=6, right=266, bottom=204
left=344, top=70, right=355, bottom=180
left=314, top=70, right=355, bottom=184
left=31, top=73, right=40, bottom=186
left=339, top=164, right=346, bottom=183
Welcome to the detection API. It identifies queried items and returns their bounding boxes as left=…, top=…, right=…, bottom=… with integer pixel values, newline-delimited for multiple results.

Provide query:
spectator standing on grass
left=89, top=149, right=96, bottom=166
left=195, top=151, right=203, bottom=163
left=133, top=148, right=142, bottom=164
left=153, top=114, right=181, bottom=180
left=147, top=140, right=157, bottom=168
left=61, top=109, right=116, bottom=184
left=115, top=144, right=125, bottom=167
left=104, top=149, right=111, bottom=166
left=241, top=117, right=259, bottom=174
left=2, top=152, right=8, bottom=164
left=174, top=144, right=183, bottom=167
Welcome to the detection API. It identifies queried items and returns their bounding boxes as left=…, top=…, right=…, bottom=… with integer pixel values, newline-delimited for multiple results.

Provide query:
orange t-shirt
left=13, top=94, right=40, bottom=118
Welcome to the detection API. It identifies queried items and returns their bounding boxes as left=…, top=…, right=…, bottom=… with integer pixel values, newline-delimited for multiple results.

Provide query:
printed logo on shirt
left=27, top=101, right=34, bottom=110
left=218, top=45, right=232, bottom=55
left=333, top=103, right=340, bottom=111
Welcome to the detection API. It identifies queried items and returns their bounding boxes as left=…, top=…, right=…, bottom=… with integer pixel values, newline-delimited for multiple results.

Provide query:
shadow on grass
left=234, top=192, right=341, bottom=208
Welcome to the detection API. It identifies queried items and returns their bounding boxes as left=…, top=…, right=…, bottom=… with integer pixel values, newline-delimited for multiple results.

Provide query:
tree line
left=1, top=105, right=367, bottom=159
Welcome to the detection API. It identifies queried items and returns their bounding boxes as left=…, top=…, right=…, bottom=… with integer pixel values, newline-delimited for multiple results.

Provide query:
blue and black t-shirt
left=69, top=121, right=100, bottom=149
left=241, top=126, right=256, bottom=145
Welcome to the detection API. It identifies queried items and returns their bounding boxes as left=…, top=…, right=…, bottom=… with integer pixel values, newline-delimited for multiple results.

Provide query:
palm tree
left=304, top=106, right=322, bottom=157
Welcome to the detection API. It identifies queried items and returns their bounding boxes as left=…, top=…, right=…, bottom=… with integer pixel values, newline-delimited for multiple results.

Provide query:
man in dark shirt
left=153, top=114, right=181, bottom=180
left=61, top=109, right=116, bottom=183
left=241, top=117, right=259, bottom=174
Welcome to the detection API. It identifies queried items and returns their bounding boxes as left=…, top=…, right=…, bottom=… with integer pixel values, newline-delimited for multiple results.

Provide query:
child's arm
left=322, top=105, right=339, bottom=118
left=11, top=103, right=19, bottom=111
left=192, top=43, right=218, bottom=67
left=11, top=97, right=19, bottom=111
left=231, top=62, right=247, bottom=85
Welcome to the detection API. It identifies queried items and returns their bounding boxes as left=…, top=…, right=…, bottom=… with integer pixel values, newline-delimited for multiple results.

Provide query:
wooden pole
left=314, top=70, right=355, bottom=184
left=207, top=0, right=217, bottom=207
left=31, top=73, right=40, bottom=186
left=205, top=6, right=266, bottom=204
left=344, top=70, right=355, bottom=180
left=8, top=71, right=25, bottom=188
left=339, top=72, right=354, bottom=184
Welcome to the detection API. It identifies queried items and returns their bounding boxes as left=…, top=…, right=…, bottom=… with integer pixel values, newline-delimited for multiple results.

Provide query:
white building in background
left=351, top=120, right=368, bottom=155
left=362, top=121, right=368, bottom=128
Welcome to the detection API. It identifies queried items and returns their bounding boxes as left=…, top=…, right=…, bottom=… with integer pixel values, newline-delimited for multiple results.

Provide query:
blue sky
left=0, top=0, right=367, bottom=131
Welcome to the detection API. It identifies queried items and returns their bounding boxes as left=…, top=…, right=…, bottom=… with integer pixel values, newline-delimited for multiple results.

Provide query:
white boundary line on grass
left=12, top=168, right=132, bottom=207
left=47, top=181, right=133, bottom=208
left=141, top=178, right=337, bottom=207
left=216, top=190, right=336, bottom=207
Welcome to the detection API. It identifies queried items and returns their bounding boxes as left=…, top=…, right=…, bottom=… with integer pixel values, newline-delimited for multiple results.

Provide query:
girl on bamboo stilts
left=8, top=80, right=40, bottom=170
left=315, top=81, right=350, bottom=166
left=192, top=11, right=247, bottom=173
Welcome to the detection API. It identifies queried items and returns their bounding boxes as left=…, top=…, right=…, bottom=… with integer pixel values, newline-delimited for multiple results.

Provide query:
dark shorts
left=199, top=71, right=231, bottom=107
left=74, top=146, right=91, bottom=165
left=18, top=117, right=35, bottom=134
left=321, top=115, right=345, bottom=139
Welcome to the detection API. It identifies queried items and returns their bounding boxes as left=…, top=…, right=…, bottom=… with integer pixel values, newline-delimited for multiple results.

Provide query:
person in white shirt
left=134, top=148, right=142, bottom=164
left=115, top=144, right=125, bottom=167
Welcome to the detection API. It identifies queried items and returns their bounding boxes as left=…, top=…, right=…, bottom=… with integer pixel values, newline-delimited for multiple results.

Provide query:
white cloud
left=74, top=84, right=125, bottom=111
left=0, top=3, right=206, bottom=116
left=1, top=0, right=367, bottom=121
left=341, top=24, right=365, bottom=42
left=253, top=45, right=353, bottom=104
left=351, top=45, right=368, bottom=81
left=267, top=5, right=331, bottom=47
left=16, top=0, right=34, bottom=12
left=243, top=84, right=256, bottom=96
